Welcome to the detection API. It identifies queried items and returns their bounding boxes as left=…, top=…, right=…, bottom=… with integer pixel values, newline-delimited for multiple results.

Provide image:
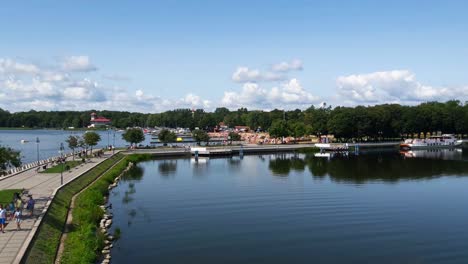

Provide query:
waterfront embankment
left=0, top=150, right=118, bottom=264
left=128, top=142, right=400, bottom=157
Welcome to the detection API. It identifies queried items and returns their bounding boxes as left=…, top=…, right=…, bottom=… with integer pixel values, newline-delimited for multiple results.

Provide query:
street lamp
left=107, top=128, right=110, bottom=148
left=112, top=128, right=116, bottom=154
left=59, top=143, right=65, bottom=185
left=36, top=137, right=40, bottom=164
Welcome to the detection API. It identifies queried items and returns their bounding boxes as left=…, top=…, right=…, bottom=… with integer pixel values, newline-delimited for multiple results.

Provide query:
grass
left=23, top=153, right=152, bottom=264
left=40, top=161, right=83, bottom=173
left=60, top=154, right=151, bottom=264
left=23, top=154, right=125, bottom=264
left=0, top=189, right=21, bottom=205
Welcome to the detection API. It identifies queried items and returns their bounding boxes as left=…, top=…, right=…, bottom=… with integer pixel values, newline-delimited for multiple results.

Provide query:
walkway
left=0, top=152, right=114, bottom=264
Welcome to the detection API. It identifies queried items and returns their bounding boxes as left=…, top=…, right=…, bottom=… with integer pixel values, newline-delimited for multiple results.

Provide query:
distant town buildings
left=88, top=112, right=111, bottom=128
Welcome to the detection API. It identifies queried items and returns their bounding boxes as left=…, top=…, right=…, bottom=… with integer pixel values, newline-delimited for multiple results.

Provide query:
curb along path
left=0, top=151, right=115, bottom=264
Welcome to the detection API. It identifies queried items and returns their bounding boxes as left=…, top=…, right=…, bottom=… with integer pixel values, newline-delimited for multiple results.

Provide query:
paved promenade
left=0, top=152, right=113, bottom=264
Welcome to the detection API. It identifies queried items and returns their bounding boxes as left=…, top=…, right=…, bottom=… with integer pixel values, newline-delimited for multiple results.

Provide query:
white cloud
left=336, top=70, right=468, bottom=104
left=178, top=93, right=211, bottom=109
left=271, top=59, right=303, bottom=72
left=232, top=67, right=284, bottom=83
left=0, top=58, right=40, bottom=75
left=0, top=57, right=215, bottom=113
left=221, top=78, right=319, bottom=109
left=62, top=56, right=97, bottom=72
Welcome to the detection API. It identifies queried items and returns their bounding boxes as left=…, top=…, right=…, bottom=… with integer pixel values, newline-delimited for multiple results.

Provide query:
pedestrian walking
left=0, top=205, right=6, bottom=233
left=7, top=201, right=15, bottom=221
left=13, top=208, right=22, bottom=230
left=15, top=197, right=23, bottom=214
left=26, top=196, right=35, bottom=217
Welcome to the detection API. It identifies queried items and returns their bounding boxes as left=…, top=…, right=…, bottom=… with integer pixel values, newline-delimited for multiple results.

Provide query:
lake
left=108, top=149, right=468, bottom=264
left=0, top=129, right=152, bottom=163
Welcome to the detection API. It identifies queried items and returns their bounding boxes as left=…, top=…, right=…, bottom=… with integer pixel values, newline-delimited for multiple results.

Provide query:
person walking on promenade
left=7, top=201, right=15, bottom=220
left=0, top=205, right=6, bottom=233
left=15, top=197, right=23, bottom=214
left=26, top=196, right=35, bottom=217
left=13, top=208, right=22, bottom=230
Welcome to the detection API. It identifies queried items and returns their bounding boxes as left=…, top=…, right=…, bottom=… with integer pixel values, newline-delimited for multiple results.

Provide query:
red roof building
left=88, top=112, right=111, bottom=128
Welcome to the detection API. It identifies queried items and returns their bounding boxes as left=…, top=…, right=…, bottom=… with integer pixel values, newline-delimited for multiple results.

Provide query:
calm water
left=108, top=150, right=468, bottom=264
left=0, top=129, right=152, bottom=163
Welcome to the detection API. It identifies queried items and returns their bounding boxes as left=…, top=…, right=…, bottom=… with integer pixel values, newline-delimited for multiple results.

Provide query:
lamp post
left=59, top=143, right=64, bottom=185
left=112, top=128, right=116, bottom=154
left=107, top=128, right=110, bottom=148
left=36, top=137, right=40, bottom=164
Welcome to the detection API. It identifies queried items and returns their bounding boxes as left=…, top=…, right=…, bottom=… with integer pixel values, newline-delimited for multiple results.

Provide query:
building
left=88, top=112, right=111, bottom=128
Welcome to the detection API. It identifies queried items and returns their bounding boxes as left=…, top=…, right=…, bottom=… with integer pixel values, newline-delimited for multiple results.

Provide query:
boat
left=400, top=134, right=462, bottom=150
left=20, top=139, right=29, bottom=143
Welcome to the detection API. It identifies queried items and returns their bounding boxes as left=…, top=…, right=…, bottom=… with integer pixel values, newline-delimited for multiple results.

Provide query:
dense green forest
left=0, top=100, right=467, bottom=141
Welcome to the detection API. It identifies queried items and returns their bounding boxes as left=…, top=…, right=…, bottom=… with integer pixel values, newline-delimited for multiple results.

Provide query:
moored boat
left=400, top=134, right=462, bottom=150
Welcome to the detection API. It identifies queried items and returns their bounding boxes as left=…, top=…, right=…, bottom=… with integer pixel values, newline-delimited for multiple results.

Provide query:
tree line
left=0, top=100, right=467, bottom=141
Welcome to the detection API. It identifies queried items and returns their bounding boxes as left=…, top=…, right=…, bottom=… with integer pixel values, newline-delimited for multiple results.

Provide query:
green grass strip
left=60, top=154, right=151, bottom=264
left=40, top=161, right=83, bottom=174
left=23, top=154, right=125, bottom=264
left=0, top=189, right=22, bottom=206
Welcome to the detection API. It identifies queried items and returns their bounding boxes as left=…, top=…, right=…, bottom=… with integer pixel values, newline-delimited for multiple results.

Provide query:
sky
left=1, top=0, right=468, bottom=113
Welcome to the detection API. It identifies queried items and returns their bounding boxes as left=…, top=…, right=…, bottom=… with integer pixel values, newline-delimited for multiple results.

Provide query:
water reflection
left=191, top=157, right=209, bottom=177
left=400, top=148, right=463, bottom=160
left=158, top=160, right=178, bottom=176
left=109, top=151, right=468, bottom=264
left=268, top=150, right=468, bottom=183
left=122, top=165, right=144, bottom=182
left=227, top=157, right=242, bottom=168
left=268, top=154, right=292, bottom=176
left=122, top=183, right=136, bottom=204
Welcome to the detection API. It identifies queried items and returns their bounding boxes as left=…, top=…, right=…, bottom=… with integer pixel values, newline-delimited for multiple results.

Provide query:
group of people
left=0, top=192, right=35, bottom=233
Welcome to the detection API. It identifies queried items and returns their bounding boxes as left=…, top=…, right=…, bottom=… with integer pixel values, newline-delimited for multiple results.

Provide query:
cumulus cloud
left=0, top=57, right=213, bottom=112
left=221, top=78, right=319, bottom=109
left=336, top=70, right=468, bottom=104
left=0, top=58, right=40, bottom=75
left=232, top=67, right=284, bottom=83
left=62, top=56, right=97, bottom=72
left=271, top=59, right=303, bottom=72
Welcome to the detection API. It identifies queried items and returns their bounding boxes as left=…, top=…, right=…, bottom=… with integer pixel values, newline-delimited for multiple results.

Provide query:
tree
left=192, top=129, right=210, bottom=145
left=228, top=132, right=241, bottom=144
left=158, top=129, right=177, bottom=146
left=0, top=146, right=21, bottom=175
left=289, top=122, right=307, bottom=142
left=66, top=135, right=79, bottom=160
left=269, top=120, right=290, bottom=139
left=83, top=131, right=101, bottom=156
left=122, top=128, right=145, bottom=147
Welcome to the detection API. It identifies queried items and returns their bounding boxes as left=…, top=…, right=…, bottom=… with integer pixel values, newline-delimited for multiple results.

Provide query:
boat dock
left=315, top=142, right=399, bottom=151
left=191, top=147, right=232, bottom=156
left=128, top=142, right=402, bottom=157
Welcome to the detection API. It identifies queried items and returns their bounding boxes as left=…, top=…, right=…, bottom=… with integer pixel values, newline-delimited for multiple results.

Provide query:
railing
left=1, top=150, right=93, bottom=177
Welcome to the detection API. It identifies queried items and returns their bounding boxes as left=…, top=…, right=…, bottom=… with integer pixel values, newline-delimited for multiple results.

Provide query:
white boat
left=400, top=134, right=462, bottom=150
left=20, top=139, right=29, bottom=143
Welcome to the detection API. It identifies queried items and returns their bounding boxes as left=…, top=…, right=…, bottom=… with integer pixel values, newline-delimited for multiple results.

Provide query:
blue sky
left=1, top=0, right=467, bottom=112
